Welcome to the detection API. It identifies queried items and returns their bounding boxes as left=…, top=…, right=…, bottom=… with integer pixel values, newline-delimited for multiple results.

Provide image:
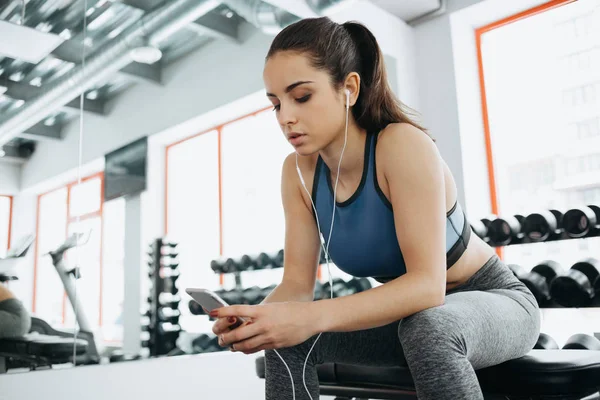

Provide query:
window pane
left=0, top=196, right=10, bottom=256
left=220, top=110, right=292, bottom=288
left=480, top=0, right=600, bottom=346
left=70, top=177, right=102, bottom=218
left=63, top=216, right=102, bottom=330
left=167, top=130, right=220, bottom=333
left=35, top=188, right=68, bottom=327
left=101, top=198, right=126, bottom=343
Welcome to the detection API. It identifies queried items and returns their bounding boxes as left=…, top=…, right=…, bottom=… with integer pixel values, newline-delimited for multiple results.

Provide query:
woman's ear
left=343, top=72, right=361, bottom=107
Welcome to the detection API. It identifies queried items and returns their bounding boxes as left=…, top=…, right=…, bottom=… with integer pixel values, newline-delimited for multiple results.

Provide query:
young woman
left=211, top=17, right=540, bottom=400
left=0, top=283, right=31, bottom=339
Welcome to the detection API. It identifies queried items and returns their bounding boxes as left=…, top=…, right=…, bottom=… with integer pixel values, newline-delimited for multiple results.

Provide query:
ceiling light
left=44, top=116, right=56, bottom=126
left=0, top=20, right=64, bottom=64
left=86, top=90, right=99, bottom=100
left=84, top=37, right=94, bottom=47
left=0, top=149, right=5, bottom=158
left=59, top=29, right=72, bottom=40
left=0, top=86, right=6, bottom=96
left=36, top=22, right=54, bottom=33
left=15, top=99, right=25, bottom=108
left=30, top=77, right=42, bottom=86
left=130, top=45, right=162, bottom=64
left=225, top=11, right=234, bottom=18
left=9, top=71, right=24, bottom=82
left=86, top=7, right=96, bottom=17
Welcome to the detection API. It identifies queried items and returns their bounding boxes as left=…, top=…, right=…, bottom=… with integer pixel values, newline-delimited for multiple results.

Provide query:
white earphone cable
left=274, top=89, right=350, bottom=400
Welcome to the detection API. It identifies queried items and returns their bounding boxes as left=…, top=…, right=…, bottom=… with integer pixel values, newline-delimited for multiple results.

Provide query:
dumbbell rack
left=475, top=206, right=600, bottom=247
left=473, top=206, right=600, bottom=309
left=142, top=237, right=182, bottom=357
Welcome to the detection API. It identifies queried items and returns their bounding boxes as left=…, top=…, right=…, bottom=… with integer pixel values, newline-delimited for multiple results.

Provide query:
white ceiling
left=369, top=0, right=442, bottom=22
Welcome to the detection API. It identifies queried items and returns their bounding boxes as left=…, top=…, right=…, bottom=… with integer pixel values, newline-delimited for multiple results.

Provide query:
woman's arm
left=0, top=284, right=17, bottom=303
left=311, top=123, right=448, bottom=332
left=215, top=124, right=449, bottom=352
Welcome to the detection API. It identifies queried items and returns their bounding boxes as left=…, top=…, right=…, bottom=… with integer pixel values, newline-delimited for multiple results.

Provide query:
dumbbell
left=534, top=333, right=559, bottom=350
left=550, top=258, right=600, bottom=307
left=260, top=284, right=277, bottom=303
left=243, top=286, right=264, bottom=305
left=471, top=215, right=497, bottom=241
left=517, top=261, right=564, bottom=307
left=256, top=250, right=284, bottom=269
left=562, top=205, right=600, bottom=238
left=158, top=307, right=181, bottom=322
left=239, top=254, right=259, bottom=271
left=346, top=277, right=372, bottom=294
left=189, top=299, right=204, bottom=315
left=562, top=333, right=600, bottom=350
left=218, top=289, right=244, bottom=305
left=487, top=215, right=524, bottom=246
left=158, top=292, right=180, bottom=308
left=158, top=321, right=181, bottom=334
left=508, top=264, right=527, bottom=278
left=210, top=256, right=242, bottom=273
left=522, top=210, right=563, bottom=242
left=321, top=278, right=344, bottom=298
left=470, top=220, right=488, bottom=240
left=192, top=334, right=219, bottom=353
left=210, top=258, right=227, bottom=274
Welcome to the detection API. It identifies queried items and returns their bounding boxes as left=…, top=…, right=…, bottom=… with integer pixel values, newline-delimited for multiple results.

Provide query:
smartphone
left=185, top=288, right=245, bottom=329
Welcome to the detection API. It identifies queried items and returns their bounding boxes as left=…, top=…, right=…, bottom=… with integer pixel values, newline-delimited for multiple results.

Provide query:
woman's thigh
left=398, top=288, right=540, bottom=370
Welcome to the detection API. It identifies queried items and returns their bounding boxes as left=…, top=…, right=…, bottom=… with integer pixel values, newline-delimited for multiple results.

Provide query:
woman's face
left=263, top=51, right=346, bottom=155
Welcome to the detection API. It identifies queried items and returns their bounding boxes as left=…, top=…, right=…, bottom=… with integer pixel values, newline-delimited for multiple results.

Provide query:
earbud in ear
left=345, top=89, right=350, bottom=108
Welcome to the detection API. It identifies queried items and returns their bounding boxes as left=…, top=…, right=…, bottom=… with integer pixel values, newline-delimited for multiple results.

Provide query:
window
left=166, top=108, right=293, bottom=332
left=33, top=173, right=123, bottom=343
left=0, top=196, right=11, bottom=256
left=576, top=116, right=600, bottom=139
left=477, top=0, right=600, bottom=347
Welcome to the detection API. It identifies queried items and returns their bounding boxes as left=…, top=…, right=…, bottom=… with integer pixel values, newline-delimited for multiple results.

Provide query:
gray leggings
left=0, top=298, right=31, bottom=339
left=264, top=255, right=541, bottom=400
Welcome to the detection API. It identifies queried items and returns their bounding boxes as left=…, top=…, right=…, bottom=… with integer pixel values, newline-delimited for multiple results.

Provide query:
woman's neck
left=320, top=121, right=367, bottom=180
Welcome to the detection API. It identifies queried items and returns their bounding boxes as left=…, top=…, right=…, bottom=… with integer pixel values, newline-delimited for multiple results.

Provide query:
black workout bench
left=0, top=334, right=88, bottom=373
left=255, top=349, right=600, bottom=399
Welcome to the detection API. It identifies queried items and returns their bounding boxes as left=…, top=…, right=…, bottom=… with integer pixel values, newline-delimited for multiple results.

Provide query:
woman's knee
left=0, top=300, right=31, bottom=338
left=398, top=305, right=465, bottom=355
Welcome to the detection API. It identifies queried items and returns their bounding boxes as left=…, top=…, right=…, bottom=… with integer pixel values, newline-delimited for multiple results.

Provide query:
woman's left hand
left=211, top=302, right=317, bottom=354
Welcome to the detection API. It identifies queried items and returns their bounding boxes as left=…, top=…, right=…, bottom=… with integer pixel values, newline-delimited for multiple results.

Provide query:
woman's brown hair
left=266, top=17, right=429, bottom=136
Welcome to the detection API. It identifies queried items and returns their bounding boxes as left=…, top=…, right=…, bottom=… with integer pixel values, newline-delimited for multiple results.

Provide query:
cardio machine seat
left=255, top=350, right=600, bottom=398
left=0, top=333, right=88, bottom=362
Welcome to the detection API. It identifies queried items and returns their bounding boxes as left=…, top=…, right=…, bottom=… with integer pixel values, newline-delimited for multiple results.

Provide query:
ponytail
left=342, top=21, right=429, bottom=136
left=267, top=17, right=430, bottom=138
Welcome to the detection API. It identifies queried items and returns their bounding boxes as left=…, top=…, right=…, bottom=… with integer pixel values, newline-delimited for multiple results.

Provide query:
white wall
left=0, top=163, right=21, bottom=194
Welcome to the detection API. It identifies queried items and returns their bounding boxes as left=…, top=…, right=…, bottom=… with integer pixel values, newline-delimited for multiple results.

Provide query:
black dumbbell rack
left=472, top=206, right=600, bottom=309
left=473, top=206, right=600, bottom=247
left=142, top=237, right=182, bottom=356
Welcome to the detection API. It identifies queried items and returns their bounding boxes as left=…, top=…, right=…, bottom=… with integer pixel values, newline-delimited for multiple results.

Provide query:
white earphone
left=279, top=88, right=351, bottom=400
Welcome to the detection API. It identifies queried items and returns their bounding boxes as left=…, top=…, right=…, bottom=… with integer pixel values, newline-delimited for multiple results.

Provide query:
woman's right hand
left=212, top=316, right=240, bottom=337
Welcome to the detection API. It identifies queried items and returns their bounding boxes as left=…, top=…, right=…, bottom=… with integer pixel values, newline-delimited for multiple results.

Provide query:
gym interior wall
left=1, top=1, right=600, bottom=400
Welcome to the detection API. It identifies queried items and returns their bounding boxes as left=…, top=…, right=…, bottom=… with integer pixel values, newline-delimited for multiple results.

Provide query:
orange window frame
left=475, top=0, right=577, bottom=256
left=32, top=172, right=105, bottom=326
left=0, top=195, right=13, bottom=251
left=164, top=106, right=271, bottom=285
left=163, top=106, right=321, bottom=284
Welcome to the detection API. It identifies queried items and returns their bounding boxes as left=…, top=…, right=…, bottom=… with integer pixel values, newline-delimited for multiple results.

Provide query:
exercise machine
left=0, top=232, right=100, bottom=373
